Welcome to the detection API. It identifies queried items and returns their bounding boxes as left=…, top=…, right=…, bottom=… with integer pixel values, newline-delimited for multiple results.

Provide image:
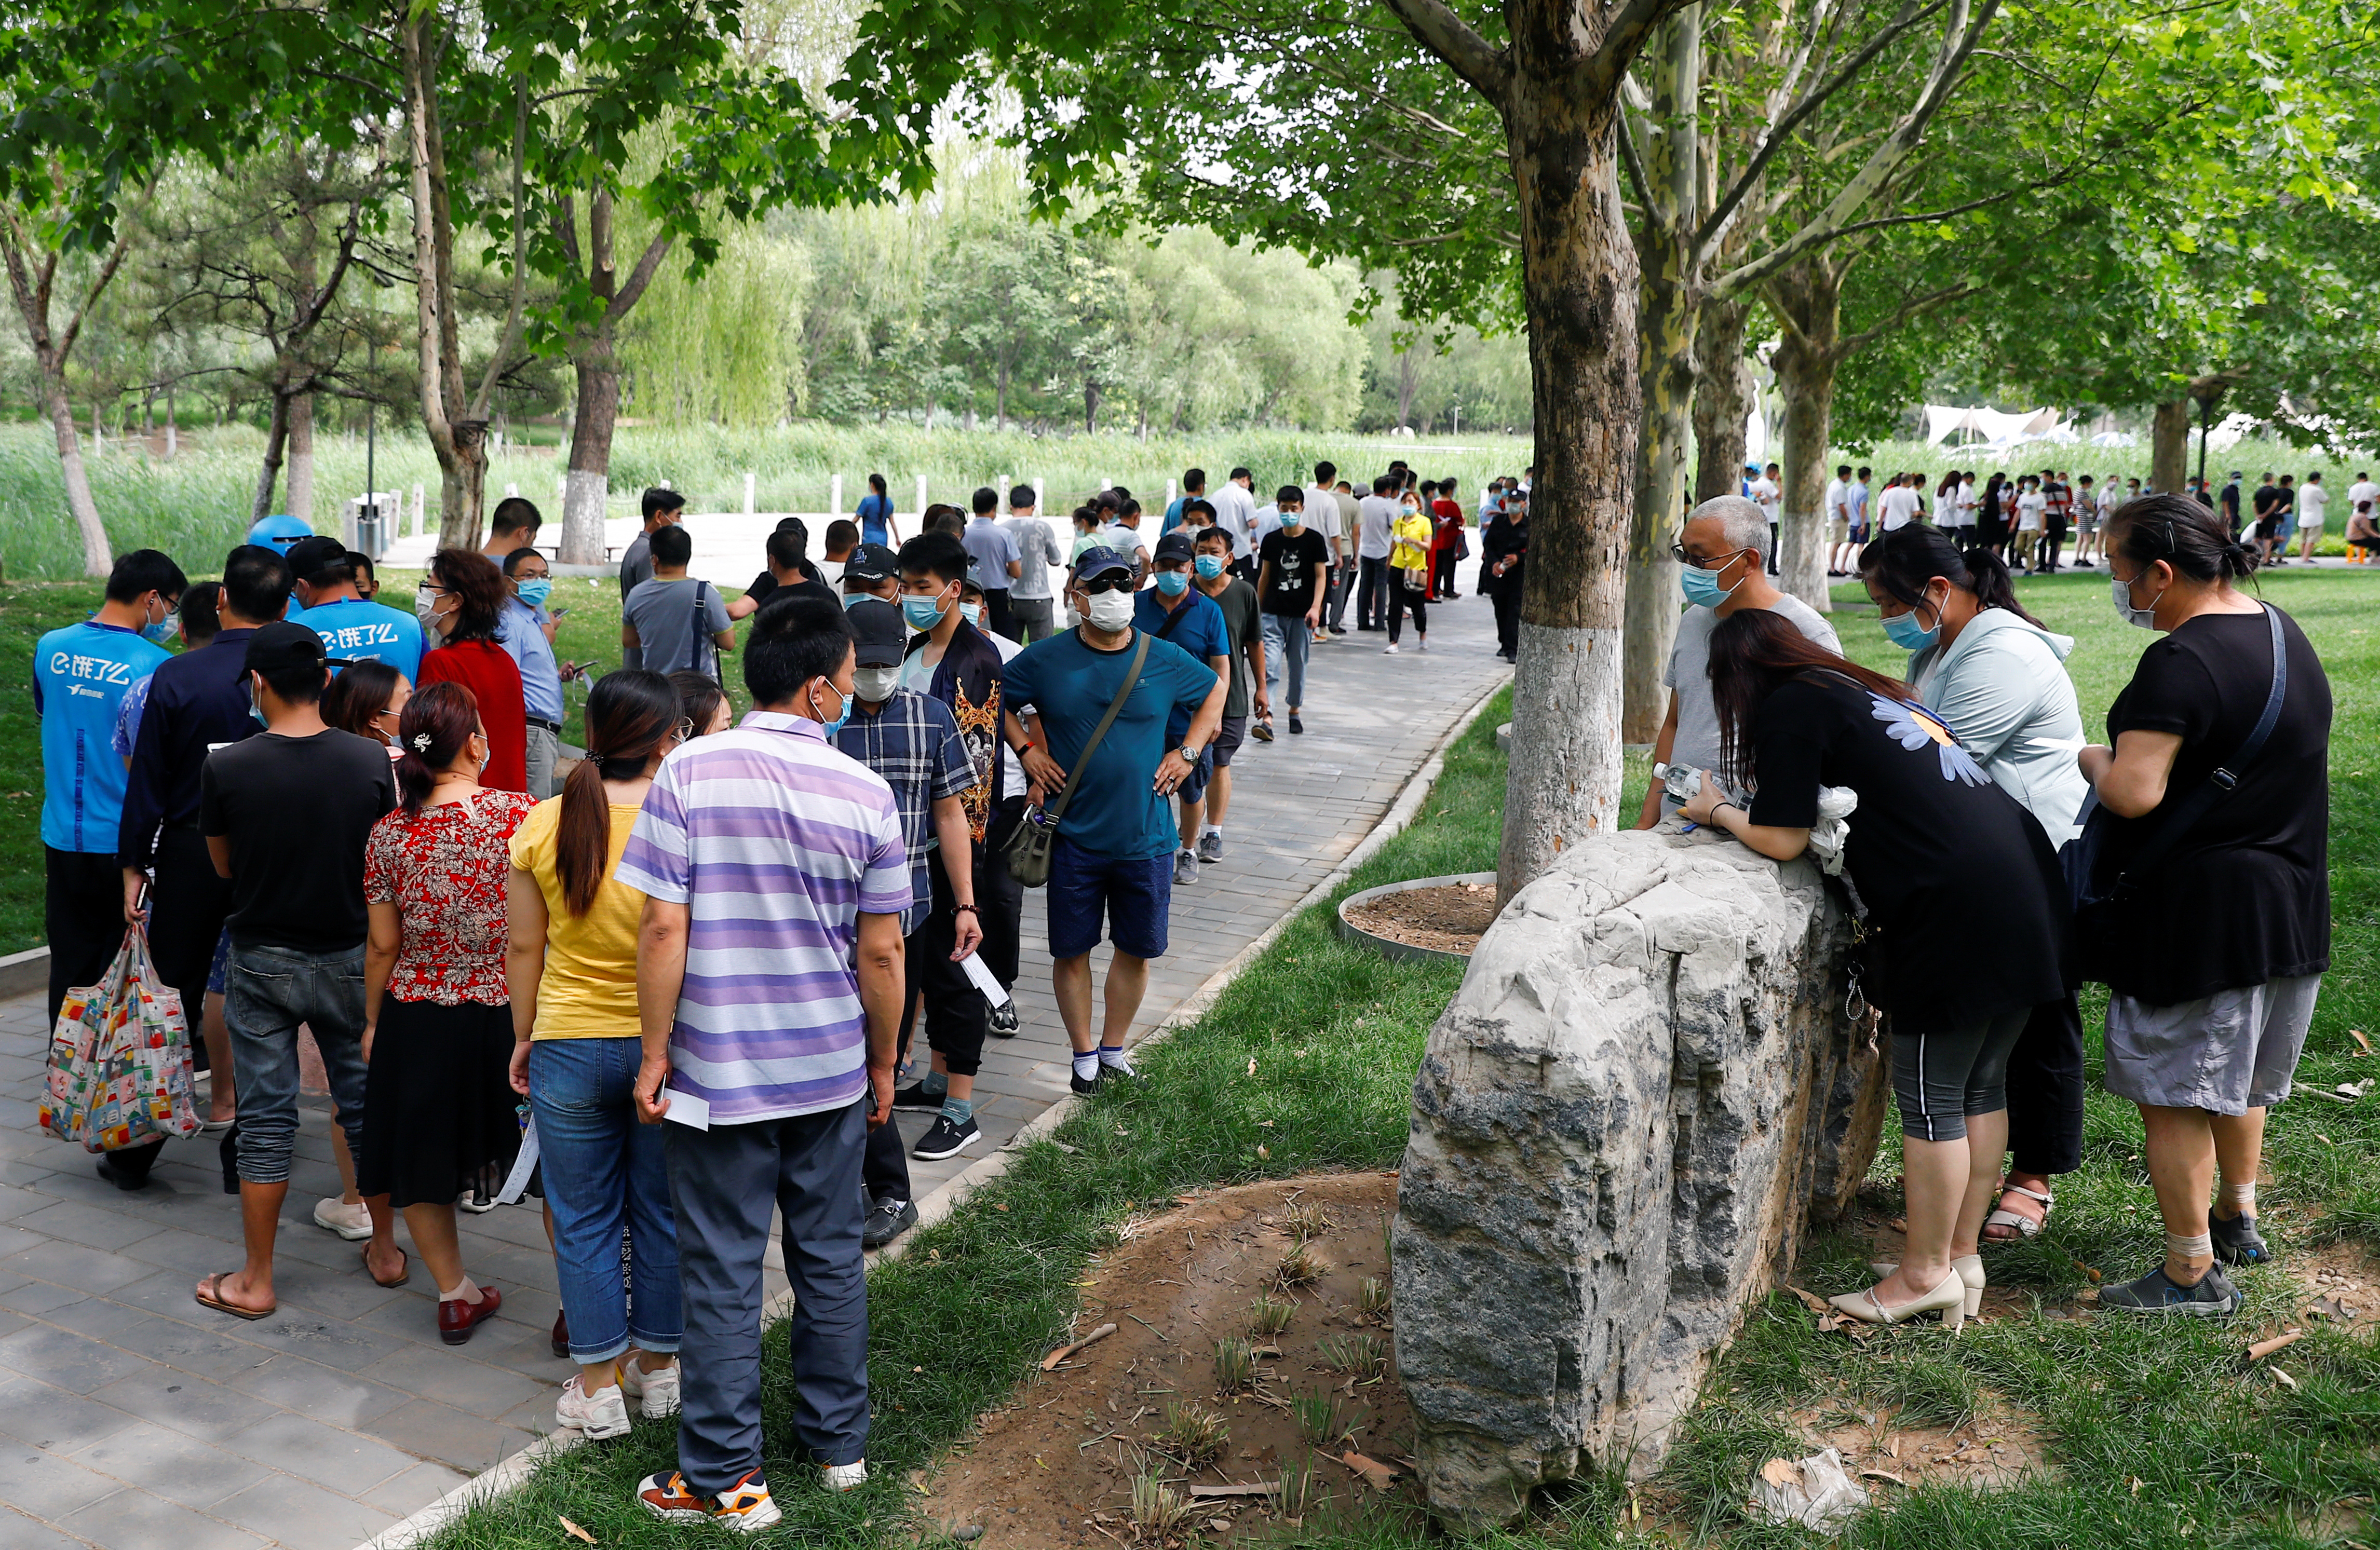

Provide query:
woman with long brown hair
left=416, top=548, right=528, bottom=791
left=1678, top=609, right=2068, bottom=1330
left=358, top=681, right=535, bottom=1343
left=506, top=670, right=686, bottom=1438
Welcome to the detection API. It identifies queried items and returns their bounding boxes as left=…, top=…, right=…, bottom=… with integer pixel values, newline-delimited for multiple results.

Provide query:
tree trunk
left=252, top=389, right=292, bottom=522
left=1085, top=377, right=1100, bottom=434
left=43, top=374, right=108, bottom=575
left=1691, top=295, right=1753, bottom=501
left=437, top=428, right=488, bottom=552
left=996, top=358, right=1009, bottom=430
left=2151, top=399, right=2189, bottom=493
left=561, top=352, right=618, bottom=566
left=1766, top=260, right=1842, bottom=612
left=1496, top=84, right=1639, bottom=905
left=287, top=391, right=315, bottom=529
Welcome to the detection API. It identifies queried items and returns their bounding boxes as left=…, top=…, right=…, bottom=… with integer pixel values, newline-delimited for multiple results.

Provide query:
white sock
left=2217, top=1179, right=2256, bottom=1217
left=1098, top=1043, right=1134, bottom=1072
left=440, top=1274, right=482, bottom=1303
left=1072, top=1051, right=1099, bottom=1082
left=1202, top=824, right=1222, bottom=837
left=2165, top=1230, right=2213, bottom=1262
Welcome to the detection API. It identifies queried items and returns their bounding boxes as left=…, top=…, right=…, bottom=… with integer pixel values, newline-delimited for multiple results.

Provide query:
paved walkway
left=0, top=565, right=1509, bottom=1550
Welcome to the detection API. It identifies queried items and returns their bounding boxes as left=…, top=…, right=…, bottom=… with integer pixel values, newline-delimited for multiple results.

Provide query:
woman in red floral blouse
left=357, top=680, right=536, bottom=1345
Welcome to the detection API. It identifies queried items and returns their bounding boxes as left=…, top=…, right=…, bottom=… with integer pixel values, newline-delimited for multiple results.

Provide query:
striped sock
left=941, top=1097, right=975, bottom=1126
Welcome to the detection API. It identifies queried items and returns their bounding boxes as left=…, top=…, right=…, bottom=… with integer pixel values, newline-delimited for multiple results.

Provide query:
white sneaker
left=313, top=1197, right=373, bottom=1241
left=457, top=1187, right=496, bottom=1215
left=823, top=1461, right=868, bottom=1493
left=556, top=1375, right=633, bottom=1439
left=1415, top=639, right=1429, bottom=652
left=1382, top=643, right=1399, bottom=655
left=619, top=1354, right=682, bottom=1419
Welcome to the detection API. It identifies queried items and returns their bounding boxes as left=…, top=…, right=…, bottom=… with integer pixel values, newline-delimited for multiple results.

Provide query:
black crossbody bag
left=999, top=631, right=1149, bottom=889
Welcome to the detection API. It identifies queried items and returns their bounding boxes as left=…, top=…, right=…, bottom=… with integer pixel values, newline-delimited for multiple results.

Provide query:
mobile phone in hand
left=550, top=606, right=571, bottom=618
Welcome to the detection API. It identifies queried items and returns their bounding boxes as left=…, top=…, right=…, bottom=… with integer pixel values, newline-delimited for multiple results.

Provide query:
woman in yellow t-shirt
left=1385, top=495, right=1435, bottom=654
left=506, top=670, right=684, bottom=1440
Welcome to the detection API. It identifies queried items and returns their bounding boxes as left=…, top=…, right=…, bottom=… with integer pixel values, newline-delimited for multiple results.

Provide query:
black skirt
left=357, top=997, right=521, bottom=1208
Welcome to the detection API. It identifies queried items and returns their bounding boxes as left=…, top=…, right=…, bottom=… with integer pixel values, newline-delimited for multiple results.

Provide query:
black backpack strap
left=2113, top=604, right=2288, bottom=887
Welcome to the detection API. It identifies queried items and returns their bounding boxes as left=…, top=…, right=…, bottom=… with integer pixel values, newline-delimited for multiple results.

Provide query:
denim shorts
left=206, top=928, right=231, bottom=996
left=1048, top=835, right=1171, bottom=960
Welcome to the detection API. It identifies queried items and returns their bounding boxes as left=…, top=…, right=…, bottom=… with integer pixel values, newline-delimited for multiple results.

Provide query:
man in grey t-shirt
left=618, top=486, right=686, bottom=669
left=623, top=524, right=735, bottom=682
left=1635, top=495, right=1841, bottom=826
left=1000, top=484, right=1065, bottom=644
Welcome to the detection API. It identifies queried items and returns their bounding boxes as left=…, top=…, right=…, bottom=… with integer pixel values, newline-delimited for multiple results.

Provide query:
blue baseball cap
left=1073, top=545, right=1133, bottom=582
left=246, top=513, right=314, bottom=554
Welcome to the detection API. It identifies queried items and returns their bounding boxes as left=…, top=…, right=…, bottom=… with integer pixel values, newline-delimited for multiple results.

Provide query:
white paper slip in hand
left=661, top=1087, right=711, bottom=1131
left=957, top=950, right=1007, bottom=1006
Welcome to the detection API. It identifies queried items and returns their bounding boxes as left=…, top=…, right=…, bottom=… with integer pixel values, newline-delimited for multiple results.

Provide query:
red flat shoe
left=439, top=1286, right=503, bottom=1345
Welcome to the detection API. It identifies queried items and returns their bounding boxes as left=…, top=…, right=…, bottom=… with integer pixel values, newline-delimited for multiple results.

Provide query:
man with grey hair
left=1634, top=495, right=1841, bottom=828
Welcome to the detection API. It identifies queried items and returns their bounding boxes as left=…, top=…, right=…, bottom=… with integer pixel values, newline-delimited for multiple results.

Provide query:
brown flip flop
left=364, top=1245, right=410, bottom=1289
left=195, top=1272, right=276, bottom=1321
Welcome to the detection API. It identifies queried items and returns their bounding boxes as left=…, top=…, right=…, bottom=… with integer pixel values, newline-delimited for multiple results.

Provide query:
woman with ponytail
left=2080, top=494, right=2332, bottom=1316
left=357, top=681, right=536, bottom=1345
left=1859, top=523, right=2090, bottom=1250
left=505, top=670, right=686, bottom=1439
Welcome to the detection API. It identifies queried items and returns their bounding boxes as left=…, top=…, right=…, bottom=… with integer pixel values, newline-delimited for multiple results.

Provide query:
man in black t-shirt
left=2218, top=472, right=2242, bottom=538
left=1256, top=497, right=1329, bottom=734
left=196, top=622, right=399, bottom=1320
left=727, top=524, right=834, bottom=620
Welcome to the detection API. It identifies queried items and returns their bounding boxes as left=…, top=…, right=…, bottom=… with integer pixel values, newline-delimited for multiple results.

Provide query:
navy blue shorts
left=1175, top=746, right=1215, bottom=807
left=1048, top=835, right=1171, bottom=961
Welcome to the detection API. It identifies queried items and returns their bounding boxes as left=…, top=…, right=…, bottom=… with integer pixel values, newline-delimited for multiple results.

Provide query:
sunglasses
left=1078, top=574, right=1135, bottom=595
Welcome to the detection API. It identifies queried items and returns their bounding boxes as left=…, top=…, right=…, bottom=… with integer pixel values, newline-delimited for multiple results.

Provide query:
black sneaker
left=2099, top=1263, right=2242, bottom=1317
left=1096, top=1049, right=1140, bottom=1081
left=1327, top=625, right=1346, bottom=635
left=2209, top=1211, right=2272, bottom=1266
left=891, top=1082, right=946, bottom=1110
left=1288, top=715, right=1304, bottom=735
left=862, top=1197, right=918, bottom=1249
left=1070, top=1065, right=1101, bottom=1095
left=913, top=1114, right=980, bottom=1161
left=989, top=1001, right=1020, bottom=1037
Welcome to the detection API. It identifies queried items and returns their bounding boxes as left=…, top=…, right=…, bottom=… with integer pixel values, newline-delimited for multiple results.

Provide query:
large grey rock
left=1391, top=827, right=1888, bottom=1525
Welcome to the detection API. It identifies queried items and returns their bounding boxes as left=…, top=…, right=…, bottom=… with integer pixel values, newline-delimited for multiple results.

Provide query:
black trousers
left=45, top=847, right=125, bottom=1027
left=1388, top=574, right=1428, bottom=643
left=860, top=850, right=985, bottom=1203
left=1356, top=555, right=1390, bottom=629
left=1491, top=585, right=1521, bottom=656
left=110, top=827, right=238, bottom=1184
left=983, top=588, right=1015, bottom=642
left=977, top=797, right=1026, bottom=995
left=2005, top=990, right=2085, bottom=1177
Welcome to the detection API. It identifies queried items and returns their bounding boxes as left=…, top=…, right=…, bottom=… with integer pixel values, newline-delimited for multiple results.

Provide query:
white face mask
left=852, top=664, right=901, bottom=703
left=1084, top=590, right=1135, bottom=632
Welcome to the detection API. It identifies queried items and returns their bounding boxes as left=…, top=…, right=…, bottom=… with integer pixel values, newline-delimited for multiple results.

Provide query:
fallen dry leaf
left=1342, top=1451, right=1399, bottom=1491
left=2247, top=1328, right=2304, bottom=1362
left=2128, top=1476, right=2143, bottom=1495
left=1257, top=1119, right=1274, bottom=1127
left=2271, top=1366, right=2300, bottom=1389
left=1859, top=1469, right=1909, bottom=1488
left=2352, top=1028, right=2373, bottom=1055
left=1187, top=1483, right=1275, bottom=1499
left=1788, top=1286, right=1833, bottom=1315
left=1256, top=1144, right=1270, bottom=1159
left=1247, top=1058, right=1257, bottom=1077
left=994, top=1203, right=1009, bottom=1212
left=1042, top=1323, right=1118, bottom=1370
left=1759, top=1458, right=1800, bottom=1488
left=560, top=1516, right=598, bottom=1545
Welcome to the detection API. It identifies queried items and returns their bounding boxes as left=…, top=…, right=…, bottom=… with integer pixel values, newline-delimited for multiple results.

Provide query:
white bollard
left=412, top=484, right=425, bottom=536
left=1166, top=478, right=1177, bottom=508
left=1034, top=477, right=1045, bottom=514
left=1098, top=474, right=1110, bottom=494
left=915, top=474, right=928, bottom=520
left=506, top=482, right=519, bottom=498
left=999, top=473, right=1009, bottom=514
left=831, top=473, right=843, bottom=518
left=744, top=471, right=756, bottom=516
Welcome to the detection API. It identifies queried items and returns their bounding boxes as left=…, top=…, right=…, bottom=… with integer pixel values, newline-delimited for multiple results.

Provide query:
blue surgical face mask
left=1881, top=604, right=1940, bottom=652
left=1155, top=569, right=1190, bottom=596
left=514, top=577, right=552, bottom=609
left=1193, top=555, right=1224, bottom=579
left=1678, top=554, right=1746, bottom=609
left=901, top=590, right=950, bottom=630
left=142, top=605, right=179, bottom=645
left=842, top=590, right=871, bottom=609
left=961, top=602, right=982, bottom=626
left=810, top=679, right=851, bottom=738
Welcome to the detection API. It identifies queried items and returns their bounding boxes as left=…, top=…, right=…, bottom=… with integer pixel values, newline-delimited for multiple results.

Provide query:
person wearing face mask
left=110, top=546, right=292, bottom=1192
left=1134, top=532, right=1231, bottom=887
left=192, top=622, right=401, bottom=1318
left=1002, top=548, right=1228, bottom=1095
left=1255, top=494, right=1327, bottom=732
left=498, top=547, right=578, bottom=798
left=841, top=541, right=902, bottom=611
left=415, top=549, right=530, bottom=792
left=2077, top=495, right=2332, bottom=1316
left=1191, top=524, right=1263, bottom=851
left=949, top=572, right=1033, bottom=1038
left=284, top=535, right=422, bottom=679
left=1633, top=496, right=1838, bottom=829
left=355, top=681, right=535, bottom=1341
left=833, top=601, right=986, bottom=1233
left=1860, top=524, right=2089, bottom=1250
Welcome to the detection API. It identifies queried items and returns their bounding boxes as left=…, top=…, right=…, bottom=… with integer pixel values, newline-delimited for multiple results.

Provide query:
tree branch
left=1617, top=103, right=1657, bottom=223
left=612, top=232, right=674, bottom=318
left=471, top=73, right=533, bottom=419
left=1835, top=280, right=1978, bottom=356
left=1376, top=0, right=1510, bottom=107
left=1588, top=0, right=1698, bottom=99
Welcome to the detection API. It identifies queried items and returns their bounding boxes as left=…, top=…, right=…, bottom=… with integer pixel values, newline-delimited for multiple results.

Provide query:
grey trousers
left=666, top=1099, right=870, bottom=1492
left=1009, top=596, right=1056, bottom=643
left=524, top=723, right=561, bottom=799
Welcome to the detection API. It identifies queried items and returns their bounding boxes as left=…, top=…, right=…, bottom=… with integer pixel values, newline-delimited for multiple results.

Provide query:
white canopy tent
left=1923, top=404, right=2069, bottom=447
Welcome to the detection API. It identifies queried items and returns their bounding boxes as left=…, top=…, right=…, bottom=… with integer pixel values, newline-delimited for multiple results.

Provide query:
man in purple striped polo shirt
left=619, top=593, right=910, bottom=1534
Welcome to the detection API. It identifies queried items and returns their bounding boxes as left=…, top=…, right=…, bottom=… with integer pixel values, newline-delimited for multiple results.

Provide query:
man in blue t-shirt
left=1004, top=547, right=1225, bottom=1097
left=36, top=549, right=184, bottom=1025
left=282, top=535, right=422, bottom=679
left=1132, top=531, right=1230, bottom=889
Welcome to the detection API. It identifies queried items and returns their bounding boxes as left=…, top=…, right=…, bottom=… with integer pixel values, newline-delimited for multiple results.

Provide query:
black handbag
left=998, top=630, right=1149, bottom=888
left=2067, top=604, right=2288, bottom=934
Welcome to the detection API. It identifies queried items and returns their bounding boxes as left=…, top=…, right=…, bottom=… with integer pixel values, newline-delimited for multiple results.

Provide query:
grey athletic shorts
left=2103, top=973, right=2320, bottom=1114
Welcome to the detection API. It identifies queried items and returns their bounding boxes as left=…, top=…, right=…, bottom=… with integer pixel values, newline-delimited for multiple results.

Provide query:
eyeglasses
left=674, top=717, right=696, bottom=744
left=1670, top=543, right=1751, bottom=571
left=1078, top=574, right=1134, bottom=595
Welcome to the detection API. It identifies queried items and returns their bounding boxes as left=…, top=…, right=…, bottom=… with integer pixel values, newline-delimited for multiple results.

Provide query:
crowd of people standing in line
left=1651, top=487, right=2330, bottom=1329
left=33, top=456, right=1530, bottom=1531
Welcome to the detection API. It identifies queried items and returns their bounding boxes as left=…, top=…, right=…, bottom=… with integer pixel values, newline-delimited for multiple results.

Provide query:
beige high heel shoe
left=1867, top=1254, right=1985, bottom=1319
left=1831, top=1266, right=1969, bottom=1331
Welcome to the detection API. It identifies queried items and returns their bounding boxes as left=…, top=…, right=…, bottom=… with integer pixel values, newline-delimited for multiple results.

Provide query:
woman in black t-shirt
left=2080, top=495, right=2331, bottom=1317
left=1680, top=610, right=2067, bottom=1332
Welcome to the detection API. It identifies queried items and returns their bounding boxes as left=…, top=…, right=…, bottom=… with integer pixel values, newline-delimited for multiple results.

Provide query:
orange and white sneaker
left=635, top=1469, right=781, bottom=1534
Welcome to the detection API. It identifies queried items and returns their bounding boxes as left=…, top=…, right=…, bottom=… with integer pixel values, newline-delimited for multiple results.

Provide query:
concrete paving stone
left=211, top=1472, right=399, bottom=1548
left=84, top=1368, right=285, bottom=1444
left=0, top=1372, right=147, bottom=1450
left=0, top=1160, right=66, bottom=1188
left=0, top=1505, right=91, bottom=1550
left=38, top=1299, right=274, bottom=1385
left=2, top=1449, right=129, bottom=1520
left=60, top=1484, right=271, bottom=1550
left=357, top=1341, right=549, bottom=1418
left=266, top=1222, right=386, bottom=1273
left=221, top=1409, right=415, bottom=1495
left=356, top=1395, right=536, bottom=1475
left=0, top=1221, right=55, bottom=1259
left=66, top=1418, right=273, bottom=1510
left=222, top=1308, right=413, bottom=1375
left=227, top=1353, right=411, bottom=1429
left=1, top=1242, right=164, bottom=1300
left=115, top=1225, right=253, bottom=1277
left=265, top=1262, right=413, bottom=1325
left=357, top=1458, right=473, bottom=1518
left=0, top=1321, right=171, bottom=1394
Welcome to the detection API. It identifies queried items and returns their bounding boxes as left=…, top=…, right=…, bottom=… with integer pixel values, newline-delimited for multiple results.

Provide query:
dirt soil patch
left=1343, top=882, right=1496, bottom=956
left=916, top=1172, right=1410, bottom=1549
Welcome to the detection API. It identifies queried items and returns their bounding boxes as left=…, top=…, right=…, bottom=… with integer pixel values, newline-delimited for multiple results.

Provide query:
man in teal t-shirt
left=36, top=549, right=184, bottom=1021
left=1002, top=547, right=1226, bottom=1098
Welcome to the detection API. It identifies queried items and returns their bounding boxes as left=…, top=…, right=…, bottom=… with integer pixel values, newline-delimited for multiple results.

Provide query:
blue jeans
left=223, top=941, right=368, bottom=1185
left=530, top=1038, right=682, bottom=1364
left=1268, top=614, right=1310, bottom=707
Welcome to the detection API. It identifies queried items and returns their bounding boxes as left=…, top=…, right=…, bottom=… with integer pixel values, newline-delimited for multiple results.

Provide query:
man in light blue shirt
left=498, top=547, right=574, bottom=797
left=282, top=536, right=421, bottom=679
left=37, top=549, right=183, bottom=1028
left=960, top=486, right=1023, bottom=640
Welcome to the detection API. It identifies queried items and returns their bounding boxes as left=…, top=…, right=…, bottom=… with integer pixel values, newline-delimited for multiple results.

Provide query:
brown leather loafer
left=439, top=1286, right=502, bottom=1346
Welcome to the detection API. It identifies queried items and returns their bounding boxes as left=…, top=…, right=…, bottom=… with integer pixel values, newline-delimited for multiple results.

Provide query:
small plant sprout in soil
left=1359, top=1275, right=1391, bottom=1321
left=1151, top=1401, right=1231, bottom=1469
left=1131, top=1472, right=1195, bottom=1539
left=1214, top=1336, right=1256, bottom=1392
left=1317, top=1332, right=1389, bottom=1380
left=1249, top=1295, right=1297, bottom=1337
left=1275, top=1243, right=1329, bottom=1289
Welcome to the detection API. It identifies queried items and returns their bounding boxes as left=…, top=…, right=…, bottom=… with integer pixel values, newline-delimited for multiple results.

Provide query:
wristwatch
left=1178, top=743, right=1204, bottom=764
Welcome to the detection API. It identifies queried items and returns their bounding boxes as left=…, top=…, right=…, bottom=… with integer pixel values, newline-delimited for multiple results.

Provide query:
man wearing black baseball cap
left=284, top=533, right=423, bottom=679
left=840, top=541, right=901, bottom=606
left=195, top=620, right=403, bottom=1318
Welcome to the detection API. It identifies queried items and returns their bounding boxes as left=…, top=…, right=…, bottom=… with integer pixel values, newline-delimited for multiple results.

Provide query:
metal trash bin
left=346, top=494, right=394, bottom=559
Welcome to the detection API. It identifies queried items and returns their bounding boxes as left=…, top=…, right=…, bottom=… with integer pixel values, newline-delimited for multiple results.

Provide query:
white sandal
left=1983, top=1181, right=2053, bottom=1242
